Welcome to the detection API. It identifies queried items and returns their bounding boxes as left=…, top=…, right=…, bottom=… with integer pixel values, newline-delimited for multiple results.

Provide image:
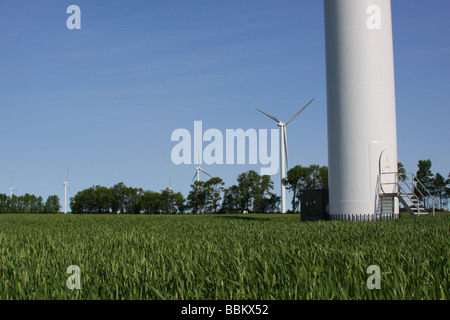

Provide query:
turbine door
left=379, top=148, right=396, bottom=194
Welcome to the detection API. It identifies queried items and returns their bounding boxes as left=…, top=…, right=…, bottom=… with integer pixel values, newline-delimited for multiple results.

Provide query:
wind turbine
left=167, top=176, right=173, bottom=192
left=192, top=165, right=212, bottom=183
left=63, top=170, right=70, bottom=214
left=9, top=186, right=19, bottom=199
left=256, top=98, right=315, bottom=213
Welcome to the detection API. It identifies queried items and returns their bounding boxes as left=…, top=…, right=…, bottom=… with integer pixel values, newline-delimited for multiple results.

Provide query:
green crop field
left=0, top=213, right=448, bottom=300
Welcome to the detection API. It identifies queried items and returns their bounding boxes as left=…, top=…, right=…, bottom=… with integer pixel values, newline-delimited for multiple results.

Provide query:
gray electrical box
left=300, top=189, right=329, bottom=221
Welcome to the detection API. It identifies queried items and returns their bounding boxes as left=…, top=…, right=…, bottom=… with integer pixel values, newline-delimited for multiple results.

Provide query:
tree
left=432, top=173, right=447, bottom=211
left=283, top=165, right=304, bottom=212
left=31, top=196, right=44, bottom=213
left=232, top=170, right=275, bottom=213
left=0, top=194, right=8, bottom=213
left=141, top=190, right=162, bottom=214
left=172, top=191, right=186, bottom=214
left=70, top=189, right=89, bottom=214
left=398, top=162, right=407, bottom=182
left=447, top=173, right=450, bottom=198
left=70, top=192, right=83, bottom=213
left=266, top=193, right=281, bottom=213
left=317, top=166, right=329, bottom=189
left=70, top=186, right=110, bottom=214
left=7, top=195, right=19, bottom=213
left=94, top=186, right=113, bottom=214
left=446, top=173, right=450, bottom=211
left=110, top=183, right=127, bottom=214
left=187, top=181, right=208, bottom=213
left=22, top=193, right=33, bottom=213
left=253, top=175, right=274, bottom=213
left=44, top=195, right=61, bottom=214
left=221, top=185, right=241, bottom=213
left=415, top=159, right=433, bottom=200
left=284, top=165, right=328, bottom=212
left=121, top=187, right=142, bottom=214
left=204, top=177, right=225, bottom=214
left=160, top=188, right=185, bottom=214
left=236, top=170, right=261, bottom=212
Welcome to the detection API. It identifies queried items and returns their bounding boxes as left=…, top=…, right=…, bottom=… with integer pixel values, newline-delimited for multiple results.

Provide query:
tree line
left=69, top=183, right=185, bottom=214
left=0, top=194, right=61, bottom=214
left=1, top=160, right=447, bottom=214
left=69, top=172, right=278, bottom=214
left=68, top=165, right=328, bottom=214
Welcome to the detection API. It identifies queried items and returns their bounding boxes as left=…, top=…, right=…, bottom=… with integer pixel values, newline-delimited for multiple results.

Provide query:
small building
left=300, top=189, right=329, bottom=221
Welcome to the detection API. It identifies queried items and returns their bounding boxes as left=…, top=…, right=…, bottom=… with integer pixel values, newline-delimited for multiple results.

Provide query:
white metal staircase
left=378, top=172, right=435, bottom=217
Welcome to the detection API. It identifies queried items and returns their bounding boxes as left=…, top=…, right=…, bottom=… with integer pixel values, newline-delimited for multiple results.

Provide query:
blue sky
left=0, top=1, right=449, bottom=207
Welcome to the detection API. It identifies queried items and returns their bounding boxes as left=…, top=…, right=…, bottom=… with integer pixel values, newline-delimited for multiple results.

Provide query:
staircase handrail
left=401, top=172, right=435, bottom=216
left=378, top=171, right=399, bottom=195
left=374, top=174, right=381, bottom=218
left=379, top=171, right=435, bottom=217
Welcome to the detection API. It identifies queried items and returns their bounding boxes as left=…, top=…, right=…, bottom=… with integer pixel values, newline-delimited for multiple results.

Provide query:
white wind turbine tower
left=9, top=186, right=19, bottom=199
left=256, top=98, right=314, bottom=214
left=63, top=170, right=70, bottom=214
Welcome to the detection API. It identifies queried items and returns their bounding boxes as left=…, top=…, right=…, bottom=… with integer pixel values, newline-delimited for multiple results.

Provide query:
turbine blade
left=200, top=168, right=212, bottom=177
left=285, top=98, right=315, bottom=125
left=284, top=126, right=289, bottom=170
left=192, top=172, right=197, bottom=182
left=256, top=108, right=280, bottom=123
left=194, top=147, right=202, bottom=165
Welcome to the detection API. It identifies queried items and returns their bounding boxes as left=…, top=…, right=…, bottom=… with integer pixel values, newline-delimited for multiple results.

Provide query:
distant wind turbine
left=63, top=170, right=70, bottom=214
left=9, top=186, right=19, bottom=199
left=192, top=165, right=212, bottom=183
left=256, top=98, right=315, bottom=213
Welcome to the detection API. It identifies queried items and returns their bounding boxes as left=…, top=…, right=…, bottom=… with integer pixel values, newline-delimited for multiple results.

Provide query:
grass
left=0, top=212, right=448, bottom=300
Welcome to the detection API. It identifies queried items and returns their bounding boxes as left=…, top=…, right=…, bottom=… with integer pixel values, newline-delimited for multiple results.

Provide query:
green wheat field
left=0, top=213, right=448, bottom=300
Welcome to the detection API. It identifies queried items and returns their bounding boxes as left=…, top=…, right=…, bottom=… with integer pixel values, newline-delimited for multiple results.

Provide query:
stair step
left=403, top=196, right=419, bottom=199
left=381, top=173, right=434, bottom=218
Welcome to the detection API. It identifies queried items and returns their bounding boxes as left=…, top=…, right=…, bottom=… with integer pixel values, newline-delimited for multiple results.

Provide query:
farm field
left=0, top=213, right=448, bottom=300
